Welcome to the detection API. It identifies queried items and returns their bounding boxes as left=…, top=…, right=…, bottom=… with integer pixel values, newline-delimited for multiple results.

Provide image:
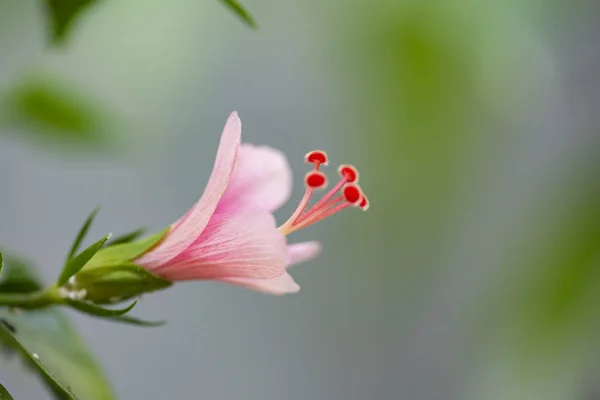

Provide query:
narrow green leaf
left=44, top=0, right=99, bottom=44
left=0, top=256, right=114, bottom=399
left=72, top=263, right=172, bottom=303
left=0, top=320, right=77, bottom=399
left=0, top=382, right=14, bottom=400
left=0, top=252, right=3, bottom=278
left=105, top=315, right=166, bottom=327
left=65, top=207, right=99, bottom=263
left=105, top=228, right=146, bottom=246
left=220, top=0, right=257, bottom=28
left=85, top=228, right=169, bottom=269
left=65, top=299, right=137, bottom=317
left=57, top=234, right=110, bottom=286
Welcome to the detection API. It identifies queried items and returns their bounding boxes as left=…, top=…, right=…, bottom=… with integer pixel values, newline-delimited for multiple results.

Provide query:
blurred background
left=1, top=0, right=600, bottom=399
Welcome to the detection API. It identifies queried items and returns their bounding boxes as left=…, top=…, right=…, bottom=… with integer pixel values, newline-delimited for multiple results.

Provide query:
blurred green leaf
left=86, top=228, right=169, bottom=269
left=65, top=207, right=99, bottom=263
left=105, top=228, right=146, bottom=247
left=0, top=254, right=42, bottom=294
left=43, top=0, right=99, bottom=44
left=468, top=150, right=600, bottom=400
left=73, top=263, right=172, bottom=304
left=517, top=176, right=600, bottom=350
left=58, top=234, right=111, bottom=286
left=0, top=255, right=114, bottom=400
left=0, top=73, right=118, bottom=152
left=0, top=319, right=76, bottom=399
left=0, top=382, right=14, bottom=400
left=335, top=3, right=481, bottom=294
left=220, top=0, right=257, bottom=28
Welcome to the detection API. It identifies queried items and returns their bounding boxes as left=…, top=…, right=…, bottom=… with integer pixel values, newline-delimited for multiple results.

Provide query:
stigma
left=278, top=150, right=369, bottom=236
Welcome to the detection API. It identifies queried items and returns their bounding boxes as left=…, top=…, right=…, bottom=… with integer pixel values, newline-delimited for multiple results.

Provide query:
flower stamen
left=297, top=164, right=359, bottom=220
left=305, top=150, right=329, bottom=169
left=278, top=150, right=369, bottom=236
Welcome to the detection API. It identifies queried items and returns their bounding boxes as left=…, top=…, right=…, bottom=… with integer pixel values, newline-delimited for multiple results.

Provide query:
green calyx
left=66, top=263, right=172, bottom=304
left=56, top=225, right=171, bottom=305
left=83, top=227, right=169, bottom=270
left=62, top=226, right=172, bottom=304
left=0, top=208, right=172, bottom=324
left=51, top=206, right=171, bottom=303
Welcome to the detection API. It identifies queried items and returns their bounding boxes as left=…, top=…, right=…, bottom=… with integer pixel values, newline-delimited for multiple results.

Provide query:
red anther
left=359, top=195, right=370, bottom=211
left=305, top=171, right=327, bottom=189
left=343, top=184, right=362, bottom=204
left=305, top=150, right=329, bottom=166
left=338, top=165, right=359, bottom=183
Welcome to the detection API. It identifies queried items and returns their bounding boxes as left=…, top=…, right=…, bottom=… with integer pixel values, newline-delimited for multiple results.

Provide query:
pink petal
left=152, top=211, right=288, bottom=281
left=216, top=144, right=292, bottom=214
left=287, top=241, right=322, bottom=267
left=136, top=112, right=242, bottom=269
left=222, top=272, right=300, bottom=295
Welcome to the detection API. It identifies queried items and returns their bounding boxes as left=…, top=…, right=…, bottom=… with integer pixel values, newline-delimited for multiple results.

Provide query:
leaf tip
left=220, top=0, right=257, bottom=29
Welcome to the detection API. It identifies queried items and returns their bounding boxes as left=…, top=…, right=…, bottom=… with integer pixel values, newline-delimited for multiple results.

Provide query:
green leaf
left=65, top=207, right=99, bottom=263
left=85, top=228, right=169, bottom=269
left=0, top=320, right=76, bottom=399
left=72, top=263, right=172, bottom=303
left=0, top=252, right=3, bottom=278
left=0, top=382, right=14, bottom=400
left=0, top=256, right=114, bottom=400
left=57, top=234, right=110, bottom=286
left=105, top=228, right=146, bottom=246
left=43, top=0, right=100, bottom=44
left=0, top=73, right=119, bottom=152
left=220, top=0, right=257, bottom=28
left=65, top=299, right=137, bottom=317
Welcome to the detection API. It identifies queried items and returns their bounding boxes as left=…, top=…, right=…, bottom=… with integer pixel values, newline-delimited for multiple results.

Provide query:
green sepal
left=57, top=234, right=111, bottom=286
left=103, top=315, right=166, bottom=327
left=70, top=263, right=172, bottom=303
left=0, top=382, right=14, bottom=400
left=65, top=299, right=137, bottom=317
left=65, top=207, right=99, bottom=263
left=85, top=227, right=169, bottom=269
left=105, top=228, right=146, bottom=246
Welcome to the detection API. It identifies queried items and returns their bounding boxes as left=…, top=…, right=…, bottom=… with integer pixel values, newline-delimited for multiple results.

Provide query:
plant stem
left=0, top=286, right=62, bottom=309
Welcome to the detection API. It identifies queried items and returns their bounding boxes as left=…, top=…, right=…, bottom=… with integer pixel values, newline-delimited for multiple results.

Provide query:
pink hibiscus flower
left=135, top=112, right=368, bottom=295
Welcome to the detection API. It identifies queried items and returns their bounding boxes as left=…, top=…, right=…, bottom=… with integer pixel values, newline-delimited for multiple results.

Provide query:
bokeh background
left=2, top=0, right=600, bottom=399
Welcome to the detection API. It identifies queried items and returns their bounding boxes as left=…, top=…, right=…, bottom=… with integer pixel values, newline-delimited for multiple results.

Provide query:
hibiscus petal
left=222, top=272, right=300, bottom=295
left=216, top=144, right=292, bottom=214
left=136, top=112, right=242, bottom=268
left=287, top=241, right=322, bottom=267
left=153, top=211, right=288, bottom=281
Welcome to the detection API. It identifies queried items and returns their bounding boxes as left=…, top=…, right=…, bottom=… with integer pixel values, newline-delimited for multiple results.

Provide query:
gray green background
left=2, top=0, right=600, bottom=399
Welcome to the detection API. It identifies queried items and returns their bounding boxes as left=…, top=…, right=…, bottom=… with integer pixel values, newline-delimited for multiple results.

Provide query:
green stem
left=0, top=286, right=62, bottom=309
